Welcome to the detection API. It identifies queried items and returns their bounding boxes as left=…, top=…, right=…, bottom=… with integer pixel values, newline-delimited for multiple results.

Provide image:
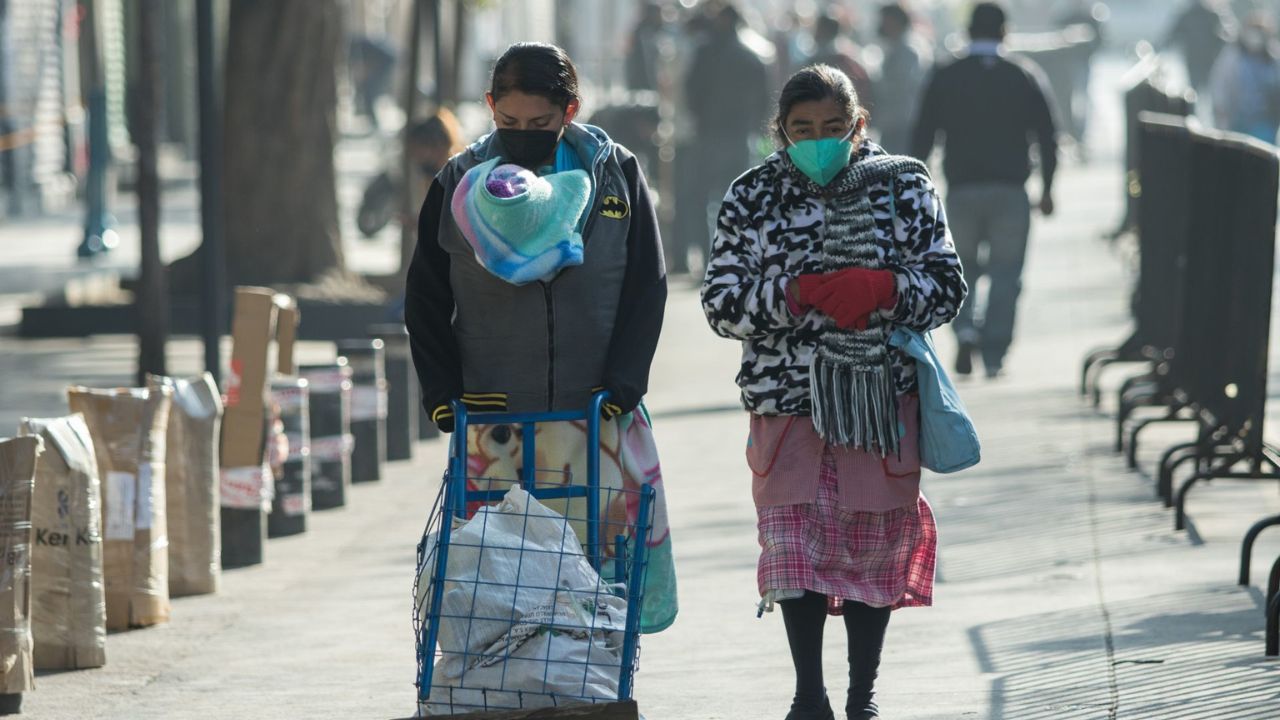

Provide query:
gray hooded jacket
left=406, top=123, right=666, bottom=430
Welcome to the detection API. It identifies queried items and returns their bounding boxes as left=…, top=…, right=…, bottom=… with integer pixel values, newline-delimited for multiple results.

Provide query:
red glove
left=806, top=268, right=897, bottom=330
left=792, top=273, right=828, bottom=311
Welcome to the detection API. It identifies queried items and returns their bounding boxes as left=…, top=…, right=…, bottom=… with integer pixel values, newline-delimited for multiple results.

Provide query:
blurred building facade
left=4, top=0, right=1278, bottom=226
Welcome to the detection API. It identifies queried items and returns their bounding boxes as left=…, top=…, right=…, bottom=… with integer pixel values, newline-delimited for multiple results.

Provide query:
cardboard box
left=220, top=288, right=298, bottom=511
left=20, top=415, right=107, bottom=670
left=150, top=374, right=222, bottom=597
left=275, top=299, right=299, bottom=376
left=0, top=436, right=41, bottom=694
left=66, top=386, right=172, bottom=631
left=221, top=288, right=276, bottom=482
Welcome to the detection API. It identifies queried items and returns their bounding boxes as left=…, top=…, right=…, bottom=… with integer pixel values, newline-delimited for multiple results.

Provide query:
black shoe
left=984, top=362, right=1004, bottom=380
left=785, top=698, right=836, bottom=720
left=846, top=703, right=879, bottom=719
left=955, top=342, right=975, bottom=376
left=846, top=697, right=880, bottom=719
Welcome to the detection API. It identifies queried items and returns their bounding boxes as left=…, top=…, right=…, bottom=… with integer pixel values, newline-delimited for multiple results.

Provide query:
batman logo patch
left=600, top=195, right=630, bottom=220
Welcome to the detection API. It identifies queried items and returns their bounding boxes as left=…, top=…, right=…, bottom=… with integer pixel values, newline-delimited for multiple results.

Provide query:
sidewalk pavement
left=4, top=152, right=1280, bottom=718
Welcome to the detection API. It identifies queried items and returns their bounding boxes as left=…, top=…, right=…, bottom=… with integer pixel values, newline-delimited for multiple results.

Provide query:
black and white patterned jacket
left=701, top=143, right=967, bottom=416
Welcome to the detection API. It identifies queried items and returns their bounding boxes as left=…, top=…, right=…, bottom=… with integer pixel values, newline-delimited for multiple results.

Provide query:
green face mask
left=784, top=127, right=855, bottom=186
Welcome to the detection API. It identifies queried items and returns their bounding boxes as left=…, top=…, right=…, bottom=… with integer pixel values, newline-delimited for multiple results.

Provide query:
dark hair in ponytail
left=772, top=64, right=868, bottom=146
left=490, top=42, right=581, bottom=110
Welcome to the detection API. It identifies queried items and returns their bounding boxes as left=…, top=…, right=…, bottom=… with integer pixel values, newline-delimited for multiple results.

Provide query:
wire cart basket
left=413, top=393, right=656, bottom=716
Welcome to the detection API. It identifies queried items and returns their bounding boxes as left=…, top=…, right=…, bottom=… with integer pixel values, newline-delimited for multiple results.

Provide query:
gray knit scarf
left=789, top=151, right=929, bottom=455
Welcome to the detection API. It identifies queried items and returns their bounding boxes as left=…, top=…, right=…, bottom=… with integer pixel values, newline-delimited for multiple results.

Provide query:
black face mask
left=497, top=128, right=562, bottom=169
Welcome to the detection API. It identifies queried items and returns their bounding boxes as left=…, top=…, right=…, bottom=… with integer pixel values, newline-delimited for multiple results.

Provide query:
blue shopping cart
left=413, top=393, right=655, bottom=716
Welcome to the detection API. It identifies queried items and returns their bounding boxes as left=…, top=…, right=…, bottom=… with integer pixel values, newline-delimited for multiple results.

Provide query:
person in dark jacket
left=806, top=11, right=874, bottom=111
left=681, top=2, right=772, bottom=257
left=408, top=41, right=666, bottom=425
left=911, top=1, right=1058, bottom=379
left=873, top=2, right=930, bottom=155
left=625, top=0, right=667, bottom=92
left=405, top=42, right=678, bottom=634
left=685, top=2, right=771, bottom=185
left=1164, top=0, right=1236, bottom=98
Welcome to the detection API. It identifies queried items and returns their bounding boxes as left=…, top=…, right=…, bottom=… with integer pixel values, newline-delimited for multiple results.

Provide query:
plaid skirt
left=757, top=452, right=937, bottom=615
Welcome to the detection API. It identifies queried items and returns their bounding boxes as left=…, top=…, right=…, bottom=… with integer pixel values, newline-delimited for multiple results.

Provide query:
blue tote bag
left=889, top=328, right=981, bottom=473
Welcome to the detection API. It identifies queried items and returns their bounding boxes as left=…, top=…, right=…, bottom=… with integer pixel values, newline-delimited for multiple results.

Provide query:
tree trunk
left=451, top=0, right=467, bottom=105
left=431, top=0, right=445, bottom=105
left=399, top=0, right=425, bottom=281
left=196, top=0, right=227, bottom=385
left=135, top=0, right=166, bottom=383
left=222, top=0, right=344, bottom=285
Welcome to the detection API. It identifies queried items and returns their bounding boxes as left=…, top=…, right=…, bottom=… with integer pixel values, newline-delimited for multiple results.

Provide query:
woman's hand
left=792, top=273, right=823, bottom=309
left=801, top=268, right=896, bottom=330
left=600, top=398, right=626, bottom=421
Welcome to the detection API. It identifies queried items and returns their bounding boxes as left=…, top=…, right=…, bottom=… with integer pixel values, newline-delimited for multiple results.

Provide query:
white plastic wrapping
left=418, top=488, right=626, bottom=715
left=150, top=374, right=222, bottom=597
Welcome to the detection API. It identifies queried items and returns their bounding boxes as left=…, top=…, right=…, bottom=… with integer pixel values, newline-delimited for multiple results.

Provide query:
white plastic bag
left=417, top=488, right=627, bottom=715
left=426, top=625, right=622, bottom=714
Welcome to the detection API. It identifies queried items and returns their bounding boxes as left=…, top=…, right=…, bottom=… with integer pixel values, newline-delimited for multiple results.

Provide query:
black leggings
left=779, top=591, right=891, bottom=713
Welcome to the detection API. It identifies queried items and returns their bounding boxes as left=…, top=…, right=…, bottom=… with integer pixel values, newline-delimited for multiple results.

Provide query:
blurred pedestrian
left=626, top=1, right=667, bottom=92
left=588, top=102, right=662, bottom=178
left=1209, top=12, right=1280, bottom=142
left=873, top=2, right=931, bottom=155
left=348, top=34, right=397, bottom=131
left=911, top=1, right=1059, bottom=379
left=682, top=2, right=771, bottom=257
left=806, top=11, right=874, bottom=110
left=772, top=7, right=815, bottom=76
left=667, top=6, right=714, bottom=274
left=702, top=64, right=965, bottom=720
left=357, top=110, right=465, bottom=242
left=407, top=110, right=466, bottom=189
left=1164, top=0, right=1237, bottom=98
left=1053, top=1, right=1108, bottom=150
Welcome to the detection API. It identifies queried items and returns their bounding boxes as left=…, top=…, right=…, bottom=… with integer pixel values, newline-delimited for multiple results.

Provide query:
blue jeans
left=945, top=184, right=1032, bottom=369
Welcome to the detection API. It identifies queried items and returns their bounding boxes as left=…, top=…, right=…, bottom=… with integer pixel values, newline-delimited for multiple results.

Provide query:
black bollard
left=220, top=401, right=270, bottom=569
left=336, top=340, right=387, bottom=484
left=368, top=324, right=417, bottom=462
left=268, top=378, right=311, bottom=538
left=219, top=491, right=267, bottom=569
left=299, top=362, right=353, bottom=510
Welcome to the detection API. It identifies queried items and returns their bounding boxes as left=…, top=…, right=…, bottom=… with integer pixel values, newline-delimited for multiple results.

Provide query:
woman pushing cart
left=406, top=42, right=677, bottom=715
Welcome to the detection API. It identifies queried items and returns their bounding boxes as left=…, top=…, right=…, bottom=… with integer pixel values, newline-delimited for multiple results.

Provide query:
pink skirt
left=757, top=451, right=937, bottom=615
